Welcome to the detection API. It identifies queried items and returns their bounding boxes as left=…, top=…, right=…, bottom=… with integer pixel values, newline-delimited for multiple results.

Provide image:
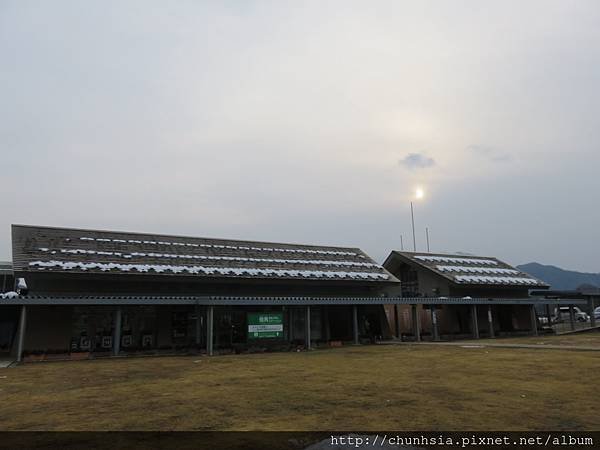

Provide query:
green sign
left=248, top=313, right=284, bottom=339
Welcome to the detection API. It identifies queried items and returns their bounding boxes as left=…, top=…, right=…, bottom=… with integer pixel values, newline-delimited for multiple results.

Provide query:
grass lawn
left=0, top=345, right=598, bottom=431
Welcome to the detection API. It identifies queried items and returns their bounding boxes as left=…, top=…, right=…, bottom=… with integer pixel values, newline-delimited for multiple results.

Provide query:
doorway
left=0, top=306, right=19, bottom=357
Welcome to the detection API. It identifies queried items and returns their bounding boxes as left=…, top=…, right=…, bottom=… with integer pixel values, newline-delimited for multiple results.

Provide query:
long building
left=382, top=251, right=549, bottom=339
left=1, top=224, right=401, bottom=361
left=2, top=225, right=587, bottom=364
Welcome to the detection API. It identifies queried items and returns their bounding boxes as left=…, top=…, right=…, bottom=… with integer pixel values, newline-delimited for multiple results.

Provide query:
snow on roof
left=392, top=251, right=547, bottom=287
left=37, top=248, right=379, bottom=268
left=414, top=255, right=498, bottom=265
left=13, top=225, right=397, bottom=283
left=455, top=275, right=540, bottom=285
left=29, top=260, right=390, bottom=281
left=78, top=236, right=360, bottom=256
left=436, top=265, right=519, bottom=275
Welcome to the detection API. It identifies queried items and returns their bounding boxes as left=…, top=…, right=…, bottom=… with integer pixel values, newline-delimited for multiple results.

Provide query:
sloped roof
left=385, top=251, right=548, bottom=288
left=12, top=225, right=398, bottom=283
left=0, top=261, right=12, bottom=275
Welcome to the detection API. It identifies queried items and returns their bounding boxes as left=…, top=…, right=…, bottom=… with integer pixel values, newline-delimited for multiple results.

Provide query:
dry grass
left=0, top=345, right=598, bottom=431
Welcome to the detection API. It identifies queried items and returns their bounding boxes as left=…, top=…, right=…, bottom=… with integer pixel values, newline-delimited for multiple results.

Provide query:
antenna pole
left=426, top=227, right=430, bottom=253
left=400, top=235, right=404, bottom=251
left=410, top=201, right=416, bottom=252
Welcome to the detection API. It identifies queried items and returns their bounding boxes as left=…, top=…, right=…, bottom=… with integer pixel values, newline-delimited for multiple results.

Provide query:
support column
left=207, top=305, right=214, bottom=356
left=545, top=304, right=552, bottom=326
left=471, top=304, right=479, bottom=339
left=323, top=306, right=331, bottom=341
left=531, top=305, right=539, bottom=336
left=305, top=306, right=311, bottom=350
left=393, top=305, right=400, bottom=339
left=487, top=305, right=495, bottom=338
left=16, top=305, right=27, bottom=363
left=411, top=305, right=421, bottom=342
left=289, top=308, right=294, bottom=341
left=113, top=307, right=122, bottom=356
left=569, top=305, right=576, bottom=331
left=430, top=306, right=439, bottom=341
left=195, top=305, right=202, bottom=347
left=589, top=298, right=596, bottom=328
left=352, top=305, right=359, bottom=345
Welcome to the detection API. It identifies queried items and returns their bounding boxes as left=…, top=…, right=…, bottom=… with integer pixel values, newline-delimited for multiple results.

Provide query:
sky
left=1, top=1, right=599, bottom=272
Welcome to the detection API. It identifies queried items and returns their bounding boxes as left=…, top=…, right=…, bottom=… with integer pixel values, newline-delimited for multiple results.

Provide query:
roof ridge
left=12, top=224, right=364, bottom=253
left=394, top=250, right=501, bottom=260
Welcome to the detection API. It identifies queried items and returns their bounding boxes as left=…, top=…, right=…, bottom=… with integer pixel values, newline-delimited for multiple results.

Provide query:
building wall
left=416, top=270, right=452, bottom=297
left=156, top=307, right=173, bottom=348
left=383, top=259, right=537, bottom=339
left=0, top=305, right=19, bottom=355
left=384, top=304, right=434, bottom=338
left=24, top=306, right=73, bottom=353
left=510, top=305, right=533, bottom=331
left=385, top=302, right=534, bottom=339
left=17, top=303, right=393, bottom=357
left=1, top=273, right=15, bottom=292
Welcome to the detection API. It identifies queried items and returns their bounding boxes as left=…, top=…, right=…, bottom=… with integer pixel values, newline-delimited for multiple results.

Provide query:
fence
left=535, top=303, right=598, bottom=334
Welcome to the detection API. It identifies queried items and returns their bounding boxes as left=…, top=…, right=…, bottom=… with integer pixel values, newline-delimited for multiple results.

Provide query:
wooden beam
left=394, top=304, right=400, bottom=339
left=488, top=305, right=495, bottom=338
left=112, top=307, right=122, bottom=356
left=430, top=306, right=439, bottom=341
left=545, top=304, right=552, bottom=326
left=412, top=304, right=421, bottom=342
left=207, top=305, right=214, bottom=356
left=568, top=305, right=575, bottom=331
left=305, top=306, right=311, bottom=350
left=471, top=304, right=479, bottom=339
left=16, top=305, right=27, bottom=362
left=531, top=305, right=539, bottom=336
left=352, top=305, right=359, bottom=345
left=195, top=305, right=202, bottom=347
left=323, top=306, right=331, bottom=341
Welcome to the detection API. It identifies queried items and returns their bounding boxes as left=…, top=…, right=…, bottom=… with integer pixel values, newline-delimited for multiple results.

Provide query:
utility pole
left=410, top=201, right=416, bottom=252
left=426, top=227, right=430, bottom=253
left=400, top=235, right=404, bottom=251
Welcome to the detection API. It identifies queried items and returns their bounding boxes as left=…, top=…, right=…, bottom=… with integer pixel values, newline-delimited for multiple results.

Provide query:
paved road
left=383, top=341, right=600, bottom=352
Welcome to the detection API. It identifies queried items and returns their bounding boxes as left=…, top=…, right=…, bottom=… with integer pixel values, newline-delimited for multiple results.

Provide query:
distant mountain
left=517, top=262, right=600, bottom=290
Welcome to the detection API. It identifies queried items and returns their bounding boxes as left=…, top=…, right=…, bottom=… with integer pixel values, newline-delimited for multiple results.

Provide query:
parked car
left=594, top=306, right=600, bottom=321
left=556, top=306, right=589, bottom=323
left=538, top=315, right=552, bottom=325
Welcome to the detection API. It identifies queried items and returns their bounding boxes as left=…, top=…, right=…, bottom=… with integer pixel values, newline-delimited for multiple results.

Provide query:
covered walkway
left=0, top=295, right=590, bottom=363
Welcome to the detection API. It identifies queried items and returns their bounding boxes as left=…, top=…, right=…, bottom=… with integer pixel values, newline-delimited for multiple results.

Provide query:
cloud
left=0, top=1, right=600, bottom=272
left=468, top=145, right=512, bottom=163
left=399, top=153, right=436, bottom=170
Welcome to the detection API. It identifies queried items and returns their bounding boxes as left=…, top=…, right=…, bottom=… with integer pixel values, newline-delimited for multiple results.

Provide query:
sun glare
left=415, top=187, right=425, bottom=200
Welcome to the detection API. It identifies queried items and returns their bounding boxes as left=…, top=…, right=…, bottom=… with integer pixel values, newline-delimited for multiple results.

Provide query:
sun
left=415, top=187, right=425, bottom=199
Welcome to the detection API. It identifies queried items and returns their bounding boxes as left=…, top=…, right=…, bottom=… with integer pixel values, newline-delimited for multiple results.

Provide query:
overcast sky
left=1, top=1, right=599, bottom=272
